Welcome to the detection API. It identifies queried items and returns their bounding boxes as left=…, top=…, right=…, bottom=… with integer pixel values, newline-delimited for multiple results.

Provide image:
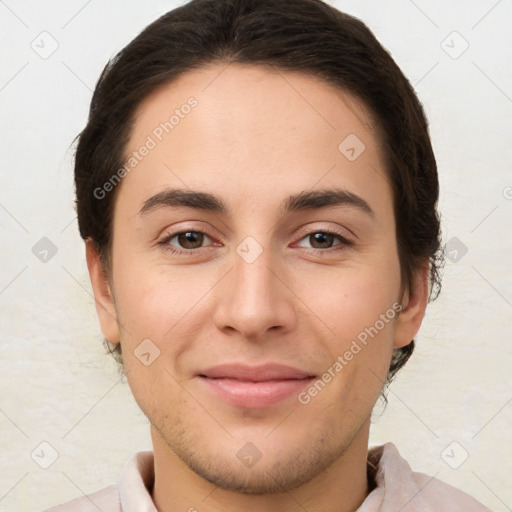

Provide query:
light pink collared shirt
left=44, top=443, right=492, bottom=511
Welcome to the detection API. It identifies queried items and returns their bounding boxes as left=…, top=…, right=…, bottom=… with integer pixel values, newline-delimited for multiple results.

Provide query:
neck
left=150, top=421, right=371, bottom=512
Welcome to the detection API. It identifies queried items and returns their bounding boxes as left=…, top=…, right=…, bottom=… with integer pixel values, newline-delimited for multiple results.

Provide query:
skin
left=86, top=63, right=428, bottom=512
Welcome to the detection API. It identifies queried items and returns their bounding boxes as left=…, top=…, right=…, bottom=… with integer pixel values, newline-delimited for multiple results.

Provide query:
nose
left=212, top=241, right=297, bottom=342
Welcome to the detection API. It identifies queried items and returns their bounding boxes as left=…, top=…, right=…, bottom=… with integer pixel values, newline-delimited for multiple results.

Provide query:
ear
left=393, top=264, right=430, bottom=349
left=85, top=238, right=120, bottom=345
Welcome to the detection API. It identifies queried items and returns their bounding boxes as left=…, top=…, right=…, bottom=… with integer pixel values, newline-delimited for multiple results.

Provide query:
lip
left=199, top=363, right=314, bottom=381
left=197, top=363, right=315, bottom=409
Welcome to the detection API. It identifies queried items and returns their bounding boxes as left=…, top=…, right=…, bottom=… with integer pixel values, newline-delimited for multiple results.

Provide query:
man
left=47, top=0, right=491, bottom=510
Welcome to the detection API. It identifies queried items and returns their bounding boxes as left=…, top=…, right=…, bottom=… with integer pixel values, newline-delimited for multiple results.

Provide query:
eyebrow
left=139, top=187, right=375, bottom=219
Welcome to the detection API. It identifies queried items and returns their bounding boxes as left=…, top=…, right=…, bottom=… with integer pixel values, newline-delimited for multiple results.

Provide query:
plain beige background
left=0, top=1, right=511, bottom=511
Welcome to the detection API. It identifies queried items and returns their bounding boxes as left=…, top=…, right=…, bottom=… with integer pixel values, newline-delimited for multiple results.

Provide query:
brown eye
left=295, top=229, right=354, bottom=253
left=176, top=231, right=205, bottom=249
left=308, top=232, right=337, bottom=249
left=159, top=230, right=214, bottom=254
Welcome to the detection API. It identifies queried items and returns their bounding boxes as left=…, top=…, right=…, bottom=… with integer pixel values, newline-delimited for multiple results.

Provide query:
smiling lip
left=197, top=363, right=315, bottom=409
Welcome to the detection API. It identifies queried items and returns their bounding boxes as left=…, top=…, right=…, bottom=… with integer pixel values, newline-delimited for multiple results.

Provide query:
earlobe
left=85, top=238, right=120, bottom=345
left=393, top=265, right=430, bottom=349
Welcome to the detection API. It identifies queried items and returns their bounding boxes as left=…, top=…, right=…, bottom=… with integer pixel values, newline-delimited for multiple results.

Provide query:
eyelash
left=158, top=228, right=354, bottom=256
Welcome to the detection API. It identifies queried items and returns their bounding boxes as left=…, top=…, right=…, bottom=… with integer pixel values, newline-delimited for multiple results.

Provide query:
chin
left=163, top=420, right=349, bottom=495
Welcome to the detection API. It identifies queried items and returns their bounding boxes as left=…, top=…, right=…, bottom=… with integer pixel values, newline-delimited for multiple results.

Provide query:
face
left=87, top=63, right=427, bottom=493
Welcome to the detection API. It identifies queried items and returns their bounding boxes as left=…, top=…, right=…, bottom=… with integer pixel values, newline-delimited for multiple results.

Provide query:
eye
left=159, top=230, right=214, bottom=255
left=295, top=229, right=353, bottom=251
left=157, top=228, right=353, bottom=256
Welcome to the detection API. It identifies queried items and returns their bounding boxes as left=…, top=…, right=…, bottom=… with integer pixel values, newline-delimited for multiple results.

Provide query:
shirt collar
left=116, top=442, right=455, bottom=512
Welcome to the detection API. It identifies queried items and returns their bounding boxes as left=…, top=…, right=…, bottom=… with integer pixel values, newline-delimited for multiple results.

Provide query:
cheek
left=304, top=309, right=397, bottom=423
left=293, top=251, right=401, bottom=392
left=293, top=256, right=401, bottom=338
left=112, top=260, right=219, bottom=382
left=113, top=260, right=193, bottom=337
left=123, top=353, right=190, bottom=430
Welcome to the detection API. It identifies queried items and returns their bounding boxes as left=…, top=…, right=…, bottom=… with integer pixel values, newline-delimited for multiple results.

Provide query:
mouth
left=197, top=363, right=316, bottom=409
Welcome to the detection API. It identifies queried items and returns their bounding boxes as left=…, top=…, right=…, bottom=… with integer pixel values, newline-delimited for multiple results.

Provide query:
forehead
left=130, top=62, right=380, bottom=151
left=119, top=62, right=390, bottom=216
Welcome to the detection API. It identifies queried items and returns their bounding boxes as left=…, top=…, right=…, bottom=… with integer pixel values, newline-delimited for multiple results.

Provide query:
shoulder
left=43, top=484, right=120, bottom=512
left=364, top=443, right=492, bottom=512
left=405, top=471, right=492, bottom=511
left=42, top=450, right=155, bottom=512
